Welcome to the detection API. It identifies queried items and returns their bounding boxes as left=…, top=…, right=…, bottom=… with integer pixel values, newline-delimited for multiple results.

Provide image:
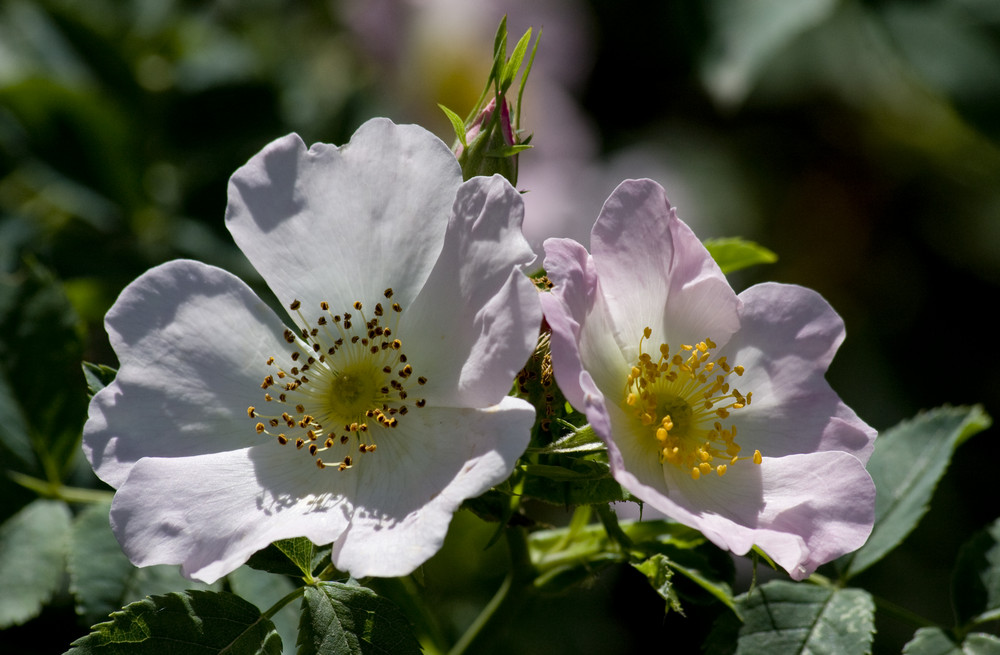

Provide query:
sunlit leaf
left=703, top=237, right=778, bottom=274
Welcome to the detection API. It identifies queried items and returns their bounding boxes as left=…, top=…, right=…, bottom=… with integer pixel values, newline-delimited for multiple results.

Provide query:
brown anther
left=290, top=299, right=301, bottom=310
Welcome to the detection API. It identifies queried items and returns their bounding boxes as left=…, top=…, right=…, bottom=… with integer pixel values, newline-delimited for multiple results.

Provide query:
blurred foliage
left=1, top=0, right=998, bottom=653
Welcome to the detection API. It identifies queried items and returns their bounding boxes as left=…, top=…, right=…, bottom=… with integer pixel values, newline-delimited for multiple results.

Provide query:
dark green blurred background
left=2, top=0, right=998, bottom=653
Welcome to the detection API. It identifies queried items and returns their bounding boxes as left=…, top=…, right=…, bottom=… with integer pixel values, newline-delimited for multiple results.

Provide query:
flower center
left=623, top=327, right=761, bottom=480
left=248, top=289, right=427, bottom=472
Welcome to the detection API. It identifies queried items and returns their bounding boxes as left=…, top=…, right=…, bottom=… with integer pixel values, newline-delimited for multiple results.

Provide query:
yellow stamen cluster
left=624, top=327, right=761, bottom=480
left=249, top=289, right=427, bottom=472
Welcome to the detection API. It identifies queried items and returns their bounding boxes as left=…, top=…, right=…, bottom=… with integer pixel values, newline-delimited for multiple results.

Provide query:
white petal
left=400, top=175, right=541, bottom=407
left=225, top=119, right=463, bottom=312
left=84, top=260, right=294, bottom=488
left=331, top=396, right=534, bottom=577
left=110, top=445, right=356, bottom=583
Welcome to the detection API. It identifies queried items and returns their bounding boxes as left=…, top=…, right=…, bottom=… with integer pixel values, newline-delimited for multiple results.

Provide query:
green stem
left=447, top=527, right=534, bottom=655
left=261, top=585, right=306, bottom=622
left=872, top=594, right=936, bottom=629
left=7, top=470, right=114, bottom=504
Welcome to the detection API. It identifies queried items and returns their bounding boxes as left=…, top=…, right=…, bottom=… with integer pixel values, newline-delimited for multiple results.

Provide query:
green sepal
left=703, top=237, right=778, bottom=274
left=298, top=581, right=421, bottom=655
left=65, top=590, right=281, bottom=654
left=840, top=405, right=992, bottom=579
left=438, top=104, right=467, bottom=149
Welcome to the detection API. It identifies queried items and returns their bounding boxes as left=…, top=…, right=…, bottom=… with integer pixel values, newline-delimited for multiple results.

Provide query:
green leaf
left=903, top=627, right=1000, bottom=655
left=952, top=517, right=1000, bottom=628
left=703, top=237, right=778, bottom=274
left=245, top=538, right=331, bottom=579
left=66, top=590, right=281, bottom=654
left=0, top=260, right=87, bottom=476
left=82, top=362, right=118, bottom=398
left=632, top=554, right=683, bottom=614
left=68, top=501, right=218, bottom=626
left=0, top=499, right=72, bottom=628
left=298, top=582, right=421, bottom=655
left=842, top=405, right=992, bottom=578
left=733, top=581, right=874, bottom=655
left=437, top=104, right=467, bottom=149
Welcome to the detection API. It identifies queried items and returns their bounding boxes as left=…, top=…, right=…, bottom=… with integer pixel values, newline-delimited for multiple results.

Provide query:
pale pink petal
left=723, top=283, right=877, bottom=462
left=590, top=179, right=740, bottom=355
left=541, top=237, right=628, bottom=410
left=110, top=445, right=356, bottom=583
left=85, top=260, right=294, bottom=488
left=225, top=119, right=462, bottom=312
left=401, top=175, right=541, bottom=408
left=332, top=397, right=534, bottom=577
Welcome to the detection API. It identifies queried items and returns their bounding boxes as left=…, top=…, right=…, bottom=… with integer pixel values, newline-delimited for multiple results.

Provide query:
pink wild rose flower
left=84, top=118, right=541, bottom=582
left=540, top=178, right=876, bottom=580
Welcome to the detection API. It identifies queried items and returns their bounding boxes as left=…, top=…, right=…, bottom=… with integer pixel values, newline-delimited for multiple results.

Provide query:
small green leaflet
left=703, top=237, right=777, bottom=274
left=952, top=517, right=1000, bottom=628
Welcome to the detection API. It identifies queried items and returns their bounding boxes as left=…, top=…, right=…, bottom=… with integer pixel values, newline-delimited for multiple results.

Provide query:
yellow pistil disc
left=623, top=326, right=761, bottom=480
left=249, top=290, right=428, bottom=472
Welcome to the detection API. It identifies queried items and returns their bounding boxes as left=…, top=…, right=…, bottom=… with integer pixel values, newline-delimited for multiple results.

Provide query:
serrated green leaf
left=82, top=362, right=118, bottom=398
left=66, top=590, right=281, bottom=655
left=952, top=517, right=1000, bottom=627
left=843, top=405, right=992, bottom=579
left=0, top=261, right=88, bottom=475
left=733, top=581, right=874, bottom=655
left=0, top=499, right=72, bottom=628
left=632, top=554, right=683, bottom=614
left=298, top=582, right=421, bottom=655
left=903, top=627, right=1000, bottom=655
left=703, top=237, right=778, bottom=274
left=68, top=501, right=217, bottom=626
left=437, top=104, right=467, bottom=149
